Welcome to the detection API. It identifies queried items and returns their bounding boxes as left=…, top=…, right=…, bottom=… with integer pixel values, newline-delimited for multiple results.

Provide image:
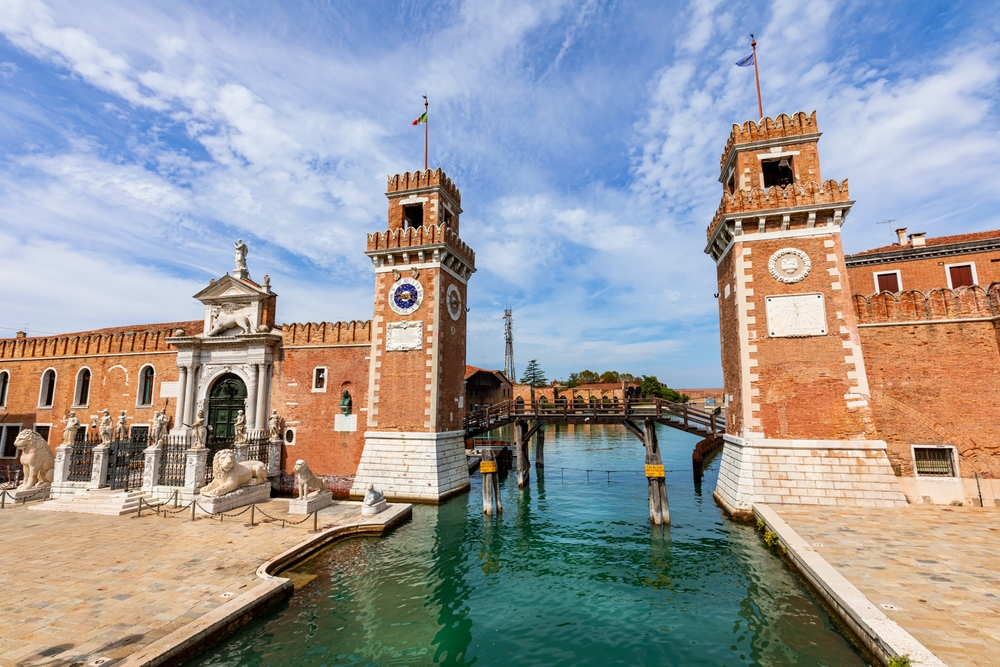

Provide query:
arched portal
left=207, top=374, right=247, bottom=443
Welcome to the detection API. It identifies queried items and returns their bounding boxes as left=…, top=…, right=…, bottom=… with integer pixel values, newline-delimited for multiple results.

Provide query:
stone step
left=29, top=490, right=160, bottom=516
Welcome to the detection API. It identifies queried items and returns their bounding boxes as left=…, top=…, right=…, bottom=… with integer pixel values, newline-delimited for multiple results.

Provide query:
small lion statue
left=15, top=430, right=55, bottom=491
left=200, top=449, right=268, bottom=498
left=293, top=459, right=326, bottom=499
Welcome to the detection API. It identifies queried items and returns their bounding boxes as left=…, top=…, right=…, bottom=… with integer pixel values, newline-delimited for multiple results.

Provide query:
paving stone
left=0, top=499, right=370, bottom=666
left=774, top=504, right=1000, bottom=667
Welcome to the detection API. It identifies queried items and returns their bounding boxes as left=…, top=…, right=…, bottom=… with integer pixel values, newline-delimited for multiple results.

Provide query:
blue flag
left=736, top=53, right=754, bottom=67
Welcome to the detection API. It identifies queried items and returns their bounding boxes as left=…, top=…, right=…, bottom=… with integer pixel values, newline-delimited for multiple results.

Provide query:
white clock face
left=765, top=293, right=828, bottom=337
left=389, top=277, right=423, bottom=315
left=446, top=284, right=463, bottom=321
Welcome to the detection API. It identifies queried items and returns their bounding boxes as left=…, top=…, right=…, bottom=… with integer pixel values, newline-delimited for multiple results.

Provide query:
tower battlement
left=719, top=110, right=819, bottom=170
left=367, top=223, right=475, bottom=271
left=386, top=168, right=461, bottom=205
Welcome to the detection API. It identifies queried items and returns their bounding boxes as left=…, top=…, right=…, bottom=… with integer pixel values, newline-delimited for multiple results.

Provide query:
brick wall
left=848, top=249, right=1000, bottom=295
left=0, top=320, right=200, bottom=451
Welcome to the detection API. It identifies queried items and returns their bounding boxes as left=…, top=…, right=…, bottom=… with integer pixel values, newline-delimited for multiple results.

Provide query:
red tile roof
left=849, top=230, right=1000, bottom=257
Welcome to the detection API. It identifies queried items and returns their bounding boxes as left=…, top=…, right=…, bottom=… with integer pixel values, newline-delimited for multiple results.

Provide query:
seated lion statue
left=15, top=430, right=55, bottom=491
left=200, top=449, right=268, bottom=497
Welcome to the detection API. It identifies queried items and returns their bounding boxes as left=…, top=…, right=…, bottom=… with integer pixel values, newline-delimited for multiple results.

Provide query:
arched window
left=138, top=366, right=155, bottom=406
left=39, top=369, right=56, bottom=407
left=75, top=368, right=92, bottom=406
left=0, top=371, right=8, bottom=408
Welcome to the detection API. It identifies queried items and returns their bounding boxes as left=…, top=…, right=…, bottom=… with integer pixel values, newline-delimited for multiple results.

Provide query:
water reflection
left=192, top=424, right=869, bottom=667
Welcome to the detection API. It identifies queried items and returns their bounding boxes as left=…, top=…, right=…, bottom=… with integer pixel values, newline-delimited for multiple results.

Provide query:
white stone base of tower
left=713, top=435, right=909, bottom=520
left=350, top=430, right=470, bottom=503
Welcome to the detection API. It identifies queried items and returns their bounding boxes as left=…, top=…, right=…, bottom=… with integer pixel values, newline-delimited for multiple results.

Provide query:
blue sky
left=1, top=0, right=998, bottom=387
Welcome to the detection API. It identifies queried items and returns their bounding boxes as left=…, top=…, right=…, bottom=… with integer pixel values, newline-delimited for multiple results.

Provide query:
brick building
left=464, top=366, right=512, bottom=412
left=0, top=168, right=473, bottom=503
left=707, top=110, right=1000, bottom=515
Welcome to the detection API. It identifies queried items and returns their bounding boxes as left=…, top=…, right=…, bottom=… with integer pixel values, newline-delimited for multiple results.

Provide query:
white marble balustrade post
left=89, top=445, right=110, bottom=489
left=246, top=364, right=258, bottom=430
left=255, top=363, right=268, bottom=428
left=183, top=365, right=197, bottom=427
left=175, top=366, right=188, bottom=429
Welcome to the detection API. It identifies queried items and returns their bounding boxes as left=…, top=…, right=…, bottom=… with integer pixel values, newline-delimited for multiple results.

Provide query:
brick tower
left=350, top=168, right=475, bottom=502
left=705, top=111, right=906, bottom=517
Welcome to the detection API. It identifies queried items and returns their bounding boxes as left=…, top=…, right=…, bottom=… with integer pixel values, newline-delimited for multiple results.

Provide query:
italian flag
left=412, top=112, right=427, bottom=125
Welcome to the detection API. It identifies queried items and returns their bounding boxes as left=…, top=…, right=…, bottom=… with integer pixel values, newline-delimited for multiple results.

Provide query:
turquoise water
left=193, top=424, right=870, bottom=666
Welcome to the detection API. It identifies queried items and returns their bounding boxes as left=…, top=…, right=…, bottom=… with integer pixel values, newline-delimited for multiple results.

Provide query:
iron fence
left=245, top=435, right=270, bottom=468
left=0, top=462, right=21, bottom=489
left=106, top=436, right=147, bottom=491
left=67, top=438, right=98, bottom=482
left=158, top=436, right=190, bottom=486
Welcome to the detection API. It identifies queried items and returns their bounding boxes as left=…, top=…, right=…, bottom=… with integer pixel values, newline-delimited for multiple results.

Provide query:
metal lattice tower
left=503, top=307, right=515, bottom=382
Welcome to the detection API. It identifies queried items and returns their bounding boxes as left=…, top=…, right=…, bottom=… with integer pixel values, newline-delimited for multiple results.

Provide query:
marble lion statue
left=294, top=459, right=325, bottom=499
left=200, top=449, right=268, bottom=497
left=15, top=430, right=55, bottom=491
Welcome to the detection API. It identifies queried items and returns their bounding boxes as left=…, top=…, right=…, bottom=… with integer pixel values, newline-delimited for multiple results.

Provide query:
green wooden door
left=207, top=374, right=247, bottom=443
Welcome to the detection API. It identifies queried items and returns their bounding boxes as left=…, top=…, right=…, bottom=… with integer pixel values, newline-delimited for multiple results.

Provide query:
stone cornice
left=845, top=237, right=1000, bottom=267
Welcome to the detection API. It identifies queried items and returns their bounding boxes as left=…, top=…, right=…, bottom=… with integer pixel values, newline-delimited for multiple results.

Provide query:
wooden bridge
left=463, top=397, right=726, bottom=440
left=464, top=397, right=726, bottom=526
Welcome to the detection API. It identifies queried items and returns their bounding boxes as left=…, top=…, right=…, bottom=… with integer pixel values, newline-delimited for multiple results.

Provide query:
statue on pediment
left=234, top=238, right=248, bottom=273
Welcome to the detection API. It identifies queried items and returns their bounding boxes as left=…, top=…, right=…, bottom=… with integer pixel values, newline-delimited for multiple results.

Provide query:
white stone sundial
left=765, top=293, right=828, bottom=338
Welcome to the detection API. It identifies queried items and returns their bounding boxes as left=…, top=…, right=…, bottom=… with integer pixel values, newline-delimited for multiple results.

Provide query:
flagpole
left=423, top=97, right=428, bottom=171
left=751, top=35, right=763, bottom=120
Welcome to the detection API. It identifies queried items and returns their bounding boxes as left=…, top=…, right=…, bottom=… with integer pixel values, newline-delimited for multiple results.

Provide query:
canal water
left=193, top=424, right=870, bottom=666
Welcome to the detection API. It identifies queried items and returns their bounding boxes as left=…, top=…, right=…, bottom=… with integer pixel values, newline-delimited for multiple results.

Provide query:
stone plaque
left=334, top=414, right=357, bottom=432
left=385, top=320, right=423, bottom=351
left=765, top=293, right=828, bottom=337
left=159, top=381, right=179, bottom=398
left=768, top=247, right=811, bottom=284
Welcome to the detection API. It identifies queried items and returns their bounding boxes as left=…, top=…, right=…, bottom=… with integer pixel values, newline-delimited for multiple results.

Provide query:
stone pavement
left=772, top=505, right=1000, bottom=667
left=0, top=499, right=396, bottom=667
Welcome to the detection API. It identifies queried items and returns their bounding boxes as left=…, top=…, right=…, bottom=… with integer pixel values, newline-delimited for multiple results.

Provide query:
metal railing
left=158, top=437, right=190, bottom=486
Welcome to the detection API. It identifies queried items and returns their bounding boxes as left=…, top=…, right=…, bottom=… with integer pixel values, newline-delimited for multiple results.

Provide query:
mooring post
left=643, top=417, right=670, bottom=525
left=515, top=419, right=530, bottom=488
left=481, top=447, right=502, bottom=515
left=535, top=426, right=545, bottom=468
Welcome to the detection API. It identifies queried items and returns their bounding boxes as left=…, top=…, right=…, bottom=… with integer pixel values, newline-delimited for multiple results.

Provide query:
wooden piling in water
left=480, top=447, right=502, bottom=515
left=643, top=417, right=670, bottom=525
left=535, top=427, right=545, bottom=468
left=516, top=419, right=530, bottom=488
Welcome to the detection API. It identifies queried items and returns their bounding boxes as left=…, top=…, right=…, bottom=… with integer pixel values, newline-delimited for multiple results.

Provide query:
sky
left=0, top=0, right=998, bottom=387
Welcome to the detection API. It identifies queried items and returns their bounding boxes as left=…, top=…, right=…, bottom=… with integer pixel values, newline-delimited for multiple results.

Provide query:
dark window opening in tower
left=441, top=207, right=452, bottom=227
left=403, top=204, right=424, bottom=228
left=726, top=171, right=736, bottom=194
left=762, top=157, right=794, bottom=188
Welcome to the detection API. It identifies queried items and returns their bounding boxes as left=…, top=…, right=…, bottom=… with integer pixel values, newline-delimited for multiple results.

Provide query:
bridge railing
left=463, top=397, right=725, bottom=437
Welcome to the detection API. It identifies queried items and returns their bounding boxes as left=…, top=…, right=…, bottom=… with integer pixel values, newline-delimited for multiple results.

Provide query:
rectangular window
left=403, top=204, right=424, bottom=228
left=130, top=425, right=150, bottom=442
left=0, top=424, right=22, bottom=458
left=875, top=271, right=900, bottom=293
left=761, top=157, right=794, bottom=188
left=948, top=264, right=975, bottom=288
left=34, top=425, right=50, bottom=443
left=913, top=446, right=956, bottom=477
left=312, top=367, right=327, bottom=392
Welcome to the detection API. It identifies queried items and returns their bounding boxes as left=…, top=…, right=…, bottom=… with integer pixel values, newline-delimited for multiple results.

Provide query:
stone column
left=142, top=445, right=162, bottom=493
left=175, top=366, right=188, bottom=428
left=246, top=364, right=258, bottom=430
left=234, top=443, right=249, bottom=462
left=89, top=445, right=110, bottom=489
left=267, top=439, right=282, bottom=479
left=184, top=447, right=209, bottom=497
left=255, top=364, right=269, bottom=428
left=51, top=444, right=73, bottom=497
left=183, top=365, right=197, bottom=427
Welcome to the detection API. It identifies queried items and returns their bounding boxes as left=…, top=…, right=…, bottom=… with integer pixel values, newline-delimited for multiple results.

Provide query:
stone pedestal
left=196, top=482, right=271, bottom=514
left=267, top=439, right=282, bottom=479
left=53, top=444, right=72, bottom=484
left=234, top=443, right=249, bottom=462
left=88, top=445, right=110, bottom=489
left=8, top=485, right=50, bottom=502
left=287, top=490, right=332, bottom=515
left=142, top=446, right=162, bottom=492
left=184, top=447, right=209, bottom=495
left=350, top=431, right=469, bottom=502
left=362, top=498, right=388, bottom=516
left=714, top=435, right=909, bottom=519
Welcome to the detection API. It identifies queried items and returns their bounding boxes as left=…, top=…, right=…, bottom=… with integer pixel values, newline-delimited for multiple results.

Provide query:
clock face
left=446, top=284, right=463, bottom=321
left=389, top=277, right=423, bottom=315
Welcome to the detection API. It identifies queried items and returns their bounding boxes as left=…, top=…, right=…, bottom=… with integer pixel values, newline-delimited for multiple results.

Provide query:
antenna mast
left=503, top=307, right=515, bottom=382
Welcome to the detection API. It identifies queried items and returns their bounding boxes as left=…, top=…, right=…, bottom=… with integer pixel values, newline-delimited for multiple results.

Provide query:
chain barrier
left=0, top=487, right=47, bottom=508
left=132, top=496, right=322, bottom=531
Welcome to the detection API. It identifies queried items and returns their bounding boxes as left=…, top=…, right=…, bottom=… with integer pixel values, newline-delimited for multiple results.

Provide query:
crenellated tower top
left=706, top=110, right=854, bottom=262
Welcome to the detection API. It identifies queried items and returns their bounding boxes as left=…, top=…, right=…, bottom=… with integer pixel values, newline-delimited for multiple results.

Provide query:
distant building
left=464, top=366, right=512, bottom=412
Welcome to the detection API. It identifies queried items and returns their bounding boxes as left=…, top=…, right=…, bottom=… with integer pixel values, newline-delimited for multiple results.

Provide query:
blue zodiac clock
left=388, top=277, right=423, bottom=315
